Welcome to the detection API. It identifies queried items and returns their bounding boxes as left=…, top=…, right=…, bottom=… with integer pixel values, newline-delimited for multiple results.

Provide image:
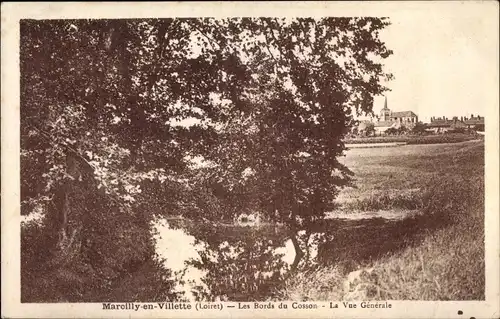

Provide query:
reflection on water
left=153, top=218, right=299, bottom=301
left=152, top=219, right=208, bottom=301
left=152, top=210, right=431, bottom=301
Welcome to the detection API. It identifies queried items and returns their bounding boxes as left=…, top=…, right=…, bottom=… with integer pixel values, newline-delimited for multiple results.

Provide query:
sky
left=175, top=10, right=498, bottom=126
left=373, top=10, right=498, bottom=123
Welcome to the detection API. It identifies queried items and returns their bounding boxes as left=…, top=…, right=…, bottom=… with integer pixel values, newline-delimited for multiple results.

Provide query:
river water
left=152, top=207, right=421, bottom=301
left=153, top=217, right=298, bottom=301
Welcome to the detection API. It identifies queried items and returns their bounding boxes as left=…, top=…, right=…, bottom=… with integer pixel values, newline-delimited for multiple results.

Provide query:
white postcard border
left=2, top=2, right=499, bottom=318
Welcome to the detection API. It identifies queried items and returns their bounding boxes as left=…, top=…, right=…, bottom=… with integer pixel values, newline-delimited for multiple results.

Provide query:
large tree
left=20, top=17, right=392, bottom=301
left=187, top=18, right=393, bottom=269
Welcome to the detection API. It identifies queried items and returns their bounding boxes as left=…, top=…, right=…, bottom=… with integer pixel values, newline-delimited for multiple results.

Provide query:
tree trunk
left=49, top=152, right=86, bottom=269
left=290, top=233, right=304, bottom=271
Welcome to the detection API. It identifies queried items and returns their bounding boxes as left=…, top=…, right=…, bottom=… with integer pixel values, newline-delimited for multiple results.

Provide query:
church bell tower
left=380, top=96, right=391, bottom=121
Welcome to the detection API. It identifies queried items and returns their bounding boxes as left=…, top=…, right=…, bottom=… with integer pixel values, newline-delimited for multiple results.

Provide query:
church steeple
left=382, top=95, right=389, bottom=111
left=380, top=95, right=391, bottom=121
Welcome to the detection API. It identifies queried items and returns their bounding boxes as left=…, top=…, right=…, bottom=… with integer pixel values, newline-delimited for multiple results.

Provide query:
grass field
left=284, top=140, right=485, bottom=301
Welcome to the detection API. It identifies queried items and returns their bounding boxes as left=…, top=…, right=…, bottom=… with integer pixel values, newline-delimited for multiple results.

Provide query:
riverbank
left=283, top=140, right=485, bottom=301
left=284, top=214, right=483, bottom=301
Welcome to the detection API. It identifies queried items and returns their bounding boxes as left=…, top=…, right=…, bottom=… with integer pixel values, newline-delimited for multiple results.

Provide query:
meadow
left=284, top=140, right=485, bottom=301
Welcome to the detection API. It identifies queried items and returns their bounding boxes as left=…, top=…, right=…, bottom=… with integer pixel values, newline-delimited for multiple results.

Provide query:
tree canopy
left=21, top=17, right=392, bottom=301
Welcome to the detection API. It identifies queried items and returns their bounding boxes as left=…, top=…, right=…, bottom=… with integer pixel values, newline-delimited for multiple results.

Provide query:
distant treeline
left=344, top=133, right=480, bottom=145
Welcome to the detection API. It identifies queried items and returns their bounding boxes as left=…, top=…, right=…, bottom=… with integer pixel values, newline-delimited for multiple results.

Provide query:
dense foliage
left=21, top=18, right=392, bottom=301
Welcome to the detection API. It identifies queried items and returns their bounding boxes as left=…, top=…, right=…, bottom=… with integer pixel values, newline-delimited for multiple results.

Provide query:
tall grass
left=283, top=141, right=485, bottom=301
left=343, top=189, right=424, bottom=211
left=284, top=214, right=484, bottom=301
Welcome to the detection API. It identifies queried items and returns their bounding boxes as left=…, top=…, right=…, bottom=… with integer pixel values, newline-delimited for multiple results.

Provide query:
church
left=374, top=96, right=418, bottom=134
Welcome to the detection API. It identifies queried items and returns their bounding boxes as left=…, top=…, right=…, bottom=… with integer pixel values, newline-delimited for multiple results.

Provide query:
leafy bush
left=411, top=122, right=427, bottom=135
left=474, top=124, right=485, bottom=132
left=364, top=124, right=375, bottom=137
left=385, top=127, right=398, bottom=135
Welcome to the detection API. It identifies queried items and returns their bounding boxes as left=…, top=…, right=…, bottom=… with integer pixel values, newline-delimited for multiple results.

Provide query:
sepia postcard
left=1, top=1, right=499, bottom=318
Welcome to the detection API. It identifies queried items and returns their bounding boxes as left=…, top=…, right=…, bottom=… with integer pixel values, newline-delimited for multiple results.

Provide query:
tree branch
left=192, top=21, right=221, bottom=52
left=267, top=19, right=286, bottom=60
left=261, top=29, right=278, bottom=63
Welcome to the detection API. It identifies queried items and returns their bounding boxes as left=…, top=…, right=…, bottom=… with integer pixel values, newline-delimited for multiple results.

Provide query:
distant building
left=426, top=119, right=450, bottom=133
left=374, top=96, right=418, bottom=134
left=464, top=115, right=484, bottom=129
left=426, top=115, right=483, bottom=133
left=374, top=120, right=397, bottom=134
left=427, top=117, right=464, bottom=133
